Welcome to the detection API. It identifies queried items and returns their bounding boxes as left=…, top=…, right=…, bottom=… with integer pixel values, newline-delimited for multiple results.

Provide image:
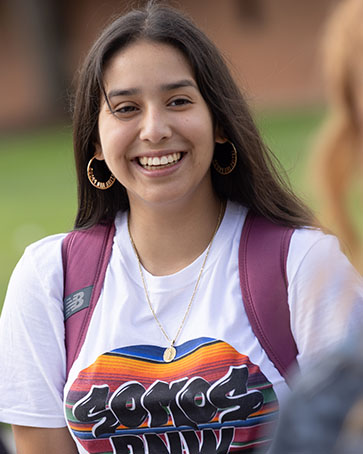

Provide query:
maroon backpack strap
left=239, top=211, right=298, bottom=385
left=62, top=222, right=115, bottom=377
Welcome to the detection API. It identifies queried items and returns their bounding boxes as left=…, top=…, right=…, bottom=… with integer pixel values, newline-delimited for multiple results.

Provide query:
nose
left=139, top=106, right=172, bottom=143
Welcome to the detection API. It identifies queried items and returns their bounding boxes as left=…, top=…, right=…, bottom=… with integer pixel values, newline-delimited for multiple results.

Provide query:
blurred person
left=269, top=3, right=363, bottom=451
left=0, top=2, right=362, bottom=453
left=269, top=330, right=363, bottom=454
left=0, top=427, right=10, bottom=454
left=312, top=0, right=363, bottom=273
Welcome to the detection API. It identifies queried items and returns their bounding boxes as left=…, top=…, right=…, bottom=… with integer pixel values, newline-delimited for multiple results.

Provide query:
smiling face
left=95, top=40, right=223, bottom=211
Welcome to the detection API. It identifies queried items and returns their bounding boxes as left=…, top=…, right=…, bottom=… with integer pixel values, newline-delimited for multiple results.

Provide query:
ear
left=215, top=136, right=227, bottom=145
left=214, top=125, right=227, bottom=144
left=94, top=142, right=105, bottom=160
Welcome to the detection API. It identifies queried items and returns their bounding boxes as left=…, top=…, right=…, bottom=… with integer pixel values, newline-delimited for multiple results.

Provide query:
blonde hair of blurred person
left=312, top=0, right=363, bottom=272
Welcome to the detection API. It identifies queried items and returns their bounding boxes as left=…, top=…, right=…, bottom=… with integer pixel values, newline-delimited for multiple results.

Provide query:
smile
left=138, top=152, right=182, bottom=170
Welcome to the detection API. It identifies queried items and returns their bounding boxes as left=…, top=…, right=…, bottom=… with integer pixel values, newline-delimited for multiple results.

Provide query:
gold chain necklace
left=127, top=203, right=223, bottom=363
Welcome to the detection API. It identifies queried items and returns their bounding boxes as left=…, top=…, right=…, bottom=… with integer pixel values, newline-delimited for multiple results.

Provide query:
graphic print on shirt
left=66, top=338, right=278, bottom=453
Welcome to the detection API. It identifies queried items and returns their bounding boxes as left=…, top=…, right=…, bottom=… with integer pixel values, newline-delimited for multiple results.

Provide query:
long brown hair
left=73, top=2, right=315, bottom=229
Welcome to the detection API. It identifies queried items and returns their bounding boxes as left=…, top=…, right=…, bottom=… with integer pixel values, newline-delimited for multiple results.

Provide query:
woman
left=312, top=0, right=363, bottom=273
left=0, top=3, right=362, bottom=453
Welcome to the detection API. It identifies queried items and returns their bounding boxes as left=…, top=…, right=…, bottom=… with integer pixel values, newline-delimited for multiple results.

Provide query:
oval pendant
left=163, top=346, right=176, bottom=362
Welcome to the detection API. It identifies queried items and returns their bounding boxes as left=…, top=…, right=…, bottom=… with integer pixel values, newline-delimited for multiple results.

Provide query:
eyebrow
left=107, top=79, right=197, bottom=99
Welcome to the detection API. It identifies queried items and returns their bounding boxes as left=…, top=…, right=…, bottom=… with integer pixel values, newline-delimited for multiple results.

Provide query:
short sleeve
left=287, top=229, right=363, bottom=369
left=0, top=233, right=67, bottom=427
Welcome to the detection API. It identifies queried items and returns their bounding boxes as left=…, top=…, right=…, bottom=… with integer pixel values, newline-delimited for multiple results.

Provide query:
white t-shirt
left=0, top=201, right=362, bottom=453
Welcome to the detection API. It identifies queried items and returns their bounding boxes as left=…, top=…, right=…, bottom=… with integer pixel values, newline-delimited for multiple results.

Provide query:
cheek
left=183, top=112, right=215, bottom=147
left=99, top=124, right=130, bottom=161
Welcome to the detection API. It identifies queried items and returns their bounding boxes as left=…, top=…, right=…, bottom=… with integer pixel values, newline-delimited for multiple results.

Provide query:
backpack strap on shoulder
left=62, top=222, right=115, bottom=377
left=239, top=211, right=298, bottom=385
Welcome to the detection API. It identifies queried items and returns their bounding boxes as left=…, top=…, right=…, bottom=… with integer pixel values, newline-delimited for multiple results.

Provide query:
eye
left=114, top=105, right=139, bottom=114
left=110, top=103, right=140, bottom=118
left=169, top=98, right=192, bottom=107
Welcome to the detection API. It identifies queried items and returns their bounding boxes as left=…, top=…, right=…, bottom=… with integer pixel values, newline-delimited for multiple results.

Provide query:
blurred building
left=0, top=0, right=339, bottom=131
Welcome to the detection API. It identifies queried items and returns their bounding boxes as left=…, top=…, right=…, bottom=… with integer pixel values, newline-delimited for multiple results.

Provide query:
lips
left=137, top=152, right=182, bottom=170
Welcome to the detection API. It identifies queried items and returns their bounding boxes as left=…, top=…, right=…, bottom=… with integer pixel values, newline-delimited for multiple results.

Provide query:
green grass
left=0, top=126, right=77, bottom=307
left=256, top=107, right=325, bottom=202
left=0, top=109, right=325, bottom=309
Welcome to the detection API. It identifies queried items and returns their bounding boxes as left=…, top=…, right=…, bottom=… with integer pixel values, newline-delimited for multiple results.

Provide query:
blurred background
left=0, top=0, right=362, bottom=451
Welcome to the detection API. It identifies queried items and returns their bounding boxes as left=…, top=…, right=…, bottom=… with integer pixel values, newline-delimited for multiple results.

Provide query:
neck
left=128, top=195, right=223, bottom=275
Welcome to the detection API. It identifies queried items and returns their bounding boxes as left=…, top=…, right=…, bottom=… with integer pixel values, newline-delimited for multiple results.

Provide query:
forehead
left=103, top=40, right=195, bottom=88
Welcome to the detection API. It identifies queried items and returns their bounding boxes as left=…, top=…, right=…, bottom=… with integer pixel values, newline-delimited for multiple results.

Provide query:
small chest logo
left=64, top=286, right=93, bottom=320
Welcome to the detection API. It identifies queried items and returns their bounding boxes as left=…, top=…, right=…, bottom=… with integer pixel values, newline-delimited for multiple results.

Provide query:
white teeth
left=138, top=152, right=182, bottom=169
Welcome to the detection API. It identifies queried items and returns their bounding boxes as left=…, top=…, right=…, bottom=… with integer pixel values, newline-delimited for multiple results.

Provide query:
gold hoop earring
left=212, top=140, right=237, bottom=175
left=87, top=156, right=116, bottom=190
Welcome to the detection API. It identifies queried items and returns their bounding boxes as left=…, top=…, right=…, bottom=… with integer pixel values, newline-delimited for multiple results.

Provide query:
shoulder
left=289, top=226, right=338, bottom=254
left=0, top=233, right=70, bottom=426
left=287, top=227, right=363, bottom=357
left=22, top=233, right=67, bottom=270
left=287, top=226, right=363, bottom=310
left=9, top=233, right=67, bottom=297
left=287, top=227, right=349, bottom=283
left=24, top=232, right=67, bottom=258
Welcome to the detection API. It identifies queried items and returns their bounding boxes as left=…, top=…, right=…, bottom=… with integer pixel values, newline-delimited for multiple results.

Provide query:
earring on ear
left=87, top=156, right=116, bottom=190
left=212, top=140, right=237, bottom=175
